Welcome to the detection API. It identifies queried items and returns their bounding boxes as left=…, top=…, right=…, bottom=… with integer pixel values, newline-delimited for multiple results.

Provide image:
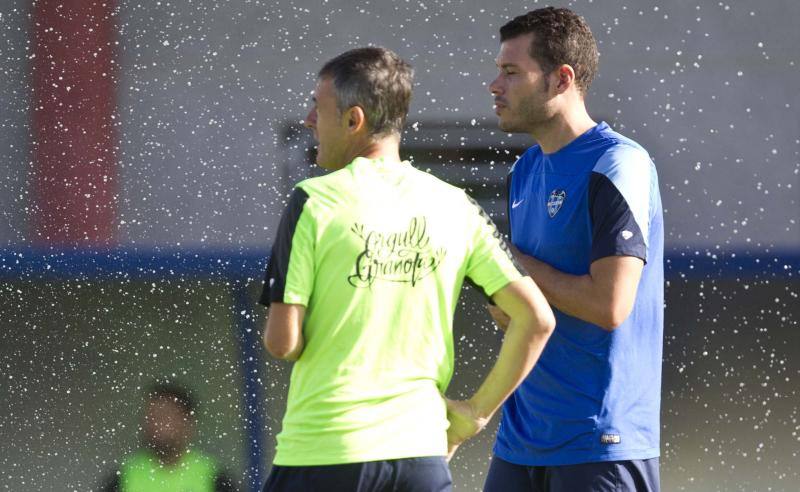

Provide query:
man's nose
left=304, top=108, right=316, bottom=129
left=489, top=75, right=503, bottom=95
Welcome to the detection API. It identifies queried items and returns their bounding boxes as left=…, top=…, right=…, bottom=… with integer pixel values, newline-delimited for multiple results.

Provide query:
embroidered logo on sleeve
left=621, top=230, right=634, bottom=240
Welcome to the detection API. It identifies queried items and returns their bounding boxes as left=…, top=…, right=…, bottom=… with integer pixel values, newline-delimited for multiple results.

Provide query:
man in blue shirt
left=484, top=7, right=664, bottom=492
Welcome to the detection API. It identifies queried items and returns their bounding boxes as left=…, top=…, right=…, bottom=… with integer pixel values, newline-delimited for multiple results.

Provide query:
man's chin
left=314, top=152, right=329, bottom=168
left=315, top=158, right=335, bottom=170
left=497, top=119, right=516, bottom=133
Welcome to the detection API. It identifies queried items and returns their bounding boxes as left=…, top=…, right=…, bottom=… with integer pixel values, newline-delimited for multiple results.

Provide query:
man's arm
left=258, top=187, right=314, bottom=360
left=263, top=303, right=306, bottom=361
left=446, top=276, right=554, bottom=458
left=513, top=246, right=643, bottom=331
left=501, top=144, right=655, bottom=331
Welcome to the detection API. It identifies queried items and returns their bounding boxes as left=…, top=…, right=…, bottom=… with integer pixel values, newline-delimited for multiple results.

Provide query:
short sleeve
left=589, top=144, right=653, bottom=263
left=464, top=194, right=525, bottom=298
left=259, top=187, right=315, bottom=306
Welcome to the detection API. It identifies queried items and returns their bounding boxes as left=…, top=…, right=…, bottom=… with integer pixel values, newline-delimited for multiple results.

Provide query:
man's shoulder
left=593, top=126, right=652, bottom=168
left=295, top=162, right=473, bottom=213
left=119, top=449, right=219, bottom=468
left=591, top=128, right=654, bottom=182
left=409, top=165, right=467, bottom=196
left=119, top=449, right=155, bottom=469
left=184, top=449, right=220, bottom=466
left=294, top=168, right=349, bottom=196
left=290, top=170, right=354, bottom=221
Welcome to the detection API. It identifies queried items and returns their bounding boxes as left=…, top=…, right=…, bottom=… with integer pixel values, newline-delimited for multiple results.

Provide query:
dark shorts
left=262, top=456, right=452, bottom=492
left=484, top=455, right=659, bottom=492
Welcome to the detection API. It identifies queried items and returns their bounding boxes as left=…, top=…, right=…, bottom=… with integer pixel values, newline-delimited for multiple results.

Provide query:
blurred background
left=1, top=0, right=798, bottom=490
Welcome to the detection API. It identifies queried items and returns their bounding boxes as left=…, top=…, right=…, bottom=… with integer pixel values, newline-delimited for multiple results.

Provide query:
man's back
left=263, top=156, right=521, bottom=466
left=262, top=45, right=554, bottom=492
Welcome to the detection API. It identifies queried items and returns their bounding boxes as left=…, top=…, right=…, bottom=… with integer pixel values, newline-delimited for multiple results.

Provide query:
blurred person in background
left=484, top=7, right=664, bottom=492
left=101, top=382, right=238, bottom=492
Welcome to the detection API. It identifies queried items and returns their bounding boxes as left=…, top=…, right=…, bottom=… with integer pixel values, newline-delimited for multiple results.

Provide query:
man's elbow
left=596, top=304, right=633, bottom=331
left=534, top=308, right=556, bottom=336
left=265, top=341, right=290, bottom=360
left=516, top=305, right=555, bottom=338
left=265, top=341, right=301, bottom=361
left=515, top=295, right=556, bottom=337
left=263, top=333, right=301, bottom=360
left=263, top=304, right=306, bottom=360
left=261, top=328, right=278, bottom=358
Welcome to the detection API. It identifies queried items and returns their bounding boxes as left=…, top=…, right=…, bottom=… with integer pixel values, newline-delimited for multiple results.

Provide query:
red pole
left=31, top=0, right=118, bottom=246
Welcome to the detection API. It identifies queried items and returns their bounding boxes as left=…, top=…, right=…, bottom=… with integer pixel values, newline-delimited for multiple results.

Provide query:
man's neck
left=530, top=102, right=596, bottom=155
left=154, top=448, right=185, bottom=467
left=346, top=135, right=402, bottom=165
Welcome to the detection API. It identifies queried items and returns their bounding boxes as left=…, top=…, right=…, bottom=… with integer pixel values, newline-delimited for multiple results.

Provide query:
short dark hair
left=319, top=47, right=413, bottom=137
left=146, top=382, right=196, bottom=417
left=500, top=7, right=599, bottom=94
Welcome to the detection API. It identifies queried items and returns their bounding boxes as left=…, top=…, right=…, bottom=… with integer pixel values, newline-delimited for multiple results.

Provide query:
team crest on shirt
left=547, top=189, right=566, bottom=218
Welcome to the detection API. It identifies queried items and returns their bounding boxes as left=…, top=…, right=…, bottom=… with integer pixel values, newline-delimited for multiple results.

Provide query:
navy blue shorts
left=262, top=456, right=452, bottom=492
left=484, top=455, right=659, bottom=492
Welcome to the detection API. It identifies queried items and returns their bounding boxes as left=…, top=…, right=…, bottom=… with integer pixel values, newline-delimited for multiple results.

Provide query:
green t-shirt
left=261, top=156, right=523, bottom=466
left=118, top=450, right=219, bottom=492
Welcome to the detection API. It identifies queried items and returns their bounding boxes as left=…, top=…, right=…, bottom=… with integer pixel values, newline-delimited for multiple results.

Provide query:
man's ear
left=345, top=106, right=367, bottom=133
left=554, top=64, right=575, bottom=94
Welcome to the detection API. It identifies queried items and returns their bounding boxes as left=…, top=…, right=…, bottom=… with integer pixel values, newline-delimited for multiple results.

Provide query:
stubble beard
left=498, top=90, right=552, bottom=135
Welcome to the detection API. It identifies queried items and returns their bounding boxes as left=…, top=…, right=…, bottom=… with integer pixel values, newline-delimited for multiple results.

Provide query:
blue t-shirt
left=495, top=121, right=664, bottom=466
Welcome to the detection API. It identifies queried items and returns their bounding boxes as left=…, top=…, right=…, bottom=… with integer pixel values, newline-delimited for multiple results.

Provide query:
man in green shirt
left=260, top=46, right=555, bottom=492
left=101, top=383, right=237, bottom=492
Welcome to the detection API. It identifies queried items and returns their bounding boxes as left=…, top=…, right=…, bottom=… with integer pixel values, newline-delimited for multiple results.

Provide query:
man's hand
left=486, top=303, right=510, bottom=331
left=446, top=277, right=554, bottom=460
left=445, top=398, right=489, bottom=461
